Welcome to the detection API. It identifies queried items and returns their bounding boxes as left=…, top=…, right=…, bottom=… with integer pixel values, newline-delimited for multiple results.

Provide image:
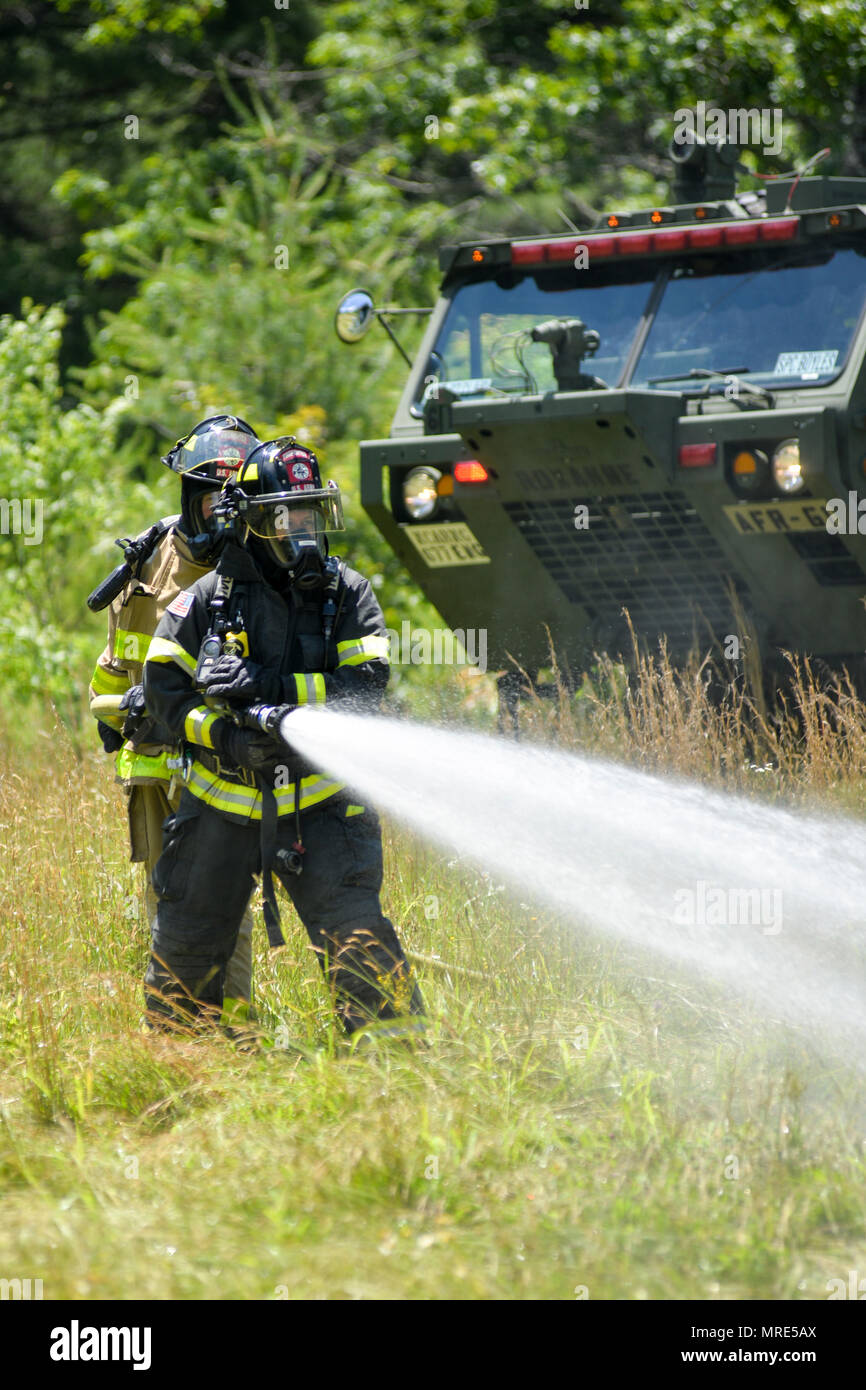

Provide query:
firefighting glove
left=118, top=683, right=174, bottom=747
left=212, top=722, right=284, bottom=771
left=119, top=683, right=147, bottom=739
left=96, top=719, right=123, bottom=754
left=200, top=654, right=283, bottom=704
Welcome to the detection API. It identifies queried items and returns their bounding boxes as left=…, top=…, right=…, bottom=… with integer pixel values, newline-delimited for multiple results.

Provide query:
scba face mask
left=246, top=497, right=341, bottom=587
left=233, top=437, right=345, bottom=587
left=181, top=480, right=226, bottom=561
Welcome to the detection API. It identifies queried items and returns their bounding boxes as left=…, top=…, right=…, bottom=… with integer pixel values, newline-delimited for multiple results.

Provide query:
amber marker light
left=732, top=448, right=769, bottom=496
left=471, top=248, right=484, bottom=262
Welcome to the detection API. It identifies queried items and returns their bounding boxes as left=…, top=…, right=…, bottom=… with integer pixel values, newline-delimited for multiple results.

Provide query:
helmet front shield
left=235, top=487, right=345, bottom=539
left=162, top=415, right=259, bottom=481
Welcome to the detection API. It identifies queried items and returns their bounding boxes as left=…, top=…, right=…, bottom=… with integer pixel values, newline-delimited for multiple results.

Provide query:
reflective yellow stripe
left=145, top=635, right=198, bottom=675
left=113, top=629, right=152, bottom=663
left=185, top=761, right=343, bottom=819
left=98, top=709, right=126, bottom=731
left=293, top=672, right=326, bottom=705
left=184, top=706, right=220, bottom=749
left=90, top=664, right=129, bottom=696
left=115, top=746, right=172, bottom=782
left=336, top=634, right=390, bottom=667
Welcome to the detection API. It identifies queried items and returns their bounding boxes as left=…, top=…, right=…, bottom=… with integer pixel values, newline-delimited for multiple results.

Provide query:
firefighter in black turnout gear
left=142, top=437, right=425, bottom=1038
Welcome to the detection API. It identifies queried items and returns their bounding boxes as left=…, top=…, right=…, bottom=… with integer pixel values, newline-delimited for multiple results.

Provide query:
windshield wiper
left=646, top=366, right=774, bottom=409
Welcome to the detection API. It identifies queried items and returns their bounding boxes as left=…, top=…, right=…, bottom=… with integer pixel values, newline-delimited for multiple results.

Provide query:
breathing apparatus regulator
left=195, top=437, right=346, bottom=746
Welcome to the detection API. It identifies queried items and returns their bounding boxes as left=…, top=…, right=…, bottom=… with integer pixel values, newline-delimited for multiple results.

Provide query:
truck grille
left=503, top=492, right=749, bottom=650
left=786, top=531, right=866, bottom=587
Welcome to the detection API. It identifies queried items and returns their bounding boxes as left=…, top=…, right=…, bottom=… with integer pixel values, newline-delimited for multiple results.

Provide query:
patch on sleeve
left=167, top=590, right=195, bottom=618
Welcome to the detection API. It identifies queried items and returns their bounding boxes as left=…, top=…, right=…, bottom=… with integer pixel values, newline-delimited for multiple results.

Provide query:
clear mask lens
left=241, top=490, right=344, bottom=539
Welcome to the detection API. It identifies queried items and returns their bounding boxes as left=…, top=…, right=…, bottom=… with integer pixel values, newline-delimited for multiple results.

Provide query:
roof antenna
left=556, top=207, right=581, bottom=234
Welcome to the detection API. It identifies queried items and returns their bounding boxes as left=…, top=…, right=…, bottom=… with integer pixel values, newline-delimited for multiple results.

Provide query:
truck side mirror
left=335, top=288, right=376, bottom=343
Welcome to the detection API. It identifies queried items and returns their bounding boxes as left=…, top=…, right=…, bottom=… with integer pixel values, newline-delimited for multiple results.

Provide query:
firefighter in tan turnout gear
left=88, top=416, right=260, bottom=1015
left=141, top=436, right=425, bottom=1039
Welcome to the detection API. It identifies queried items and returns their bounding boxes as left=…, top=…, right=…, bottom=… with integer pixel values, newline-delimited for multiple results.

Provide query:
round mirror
left=335, top=288, right=375, bottom=344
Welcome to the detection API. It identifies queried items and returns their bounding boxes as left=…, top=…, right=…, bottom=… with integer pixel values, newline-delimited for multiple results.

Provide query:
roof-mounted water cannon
left=530, top=318, right=607, bottom=392
left=669, top=127, right=740, bottom=204
left=334, top=287, right=433, bottom=367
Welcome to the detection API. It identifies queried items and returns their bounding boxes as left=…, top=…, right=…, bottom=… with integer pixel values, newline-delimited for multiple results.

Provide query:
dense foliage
left=1, top=0, right=863, bottom=718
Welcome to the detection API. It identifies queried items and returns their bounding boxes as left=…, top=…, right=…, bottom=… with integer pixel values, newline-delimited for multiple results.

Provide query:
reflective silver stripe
left=295, top=672, right=326, bottom=704
left=184, top=706, right=220, bottom=748
left=187, top=764, right=258, bottom=813
left=337, top=634, right=389, bottom=657
left=185, top=762, right=343, bottom=818
left=336, top=634, right=389, bottom=665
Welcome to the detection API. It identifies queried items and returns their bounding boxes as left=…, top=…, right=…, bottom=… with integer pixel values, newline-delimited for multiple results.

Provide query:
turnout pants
left=133, top=781, right=254, bottom=1004
left=145, top=789, right=424, bottom=1035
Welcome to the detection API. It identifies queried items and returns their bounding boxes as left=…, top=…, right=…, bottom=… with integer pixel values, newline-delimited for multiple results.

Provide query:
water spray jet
left=268, top=705, right=866, bottom=1066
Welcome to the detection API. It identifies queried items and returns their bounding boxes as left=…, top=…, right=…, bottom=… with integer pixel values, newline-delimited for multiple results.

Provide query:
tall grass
left=518, top=632, right=866, bottom=813
left=1, top=657, right=865, bottom=1300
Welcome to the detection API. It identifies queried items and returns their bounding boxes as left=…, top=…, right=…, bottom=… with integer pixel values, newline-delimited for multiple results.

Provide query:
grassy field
left=2, top=658, right=866, bottom=1301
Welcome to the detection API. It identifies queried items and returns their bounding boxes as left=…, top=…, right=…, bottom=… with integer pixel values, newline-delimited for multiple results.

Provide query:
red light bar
left=759, top=217, right=799, bottom=242
left=511, top=241, right=549, bottom=266
left=653, top=229, right=687, bottom=252
left=723, top=222, right=760, bottom=246
left=547, top=238, right=579, bottom=263
left=688, top=226, right=723, bottom=249
left=617, top=232, right=652, bottom=255
left=508, top=216, right=799, bottom=268
left=678, top=443, right=717, bottom=469
left=583, top=236, right=616, bottom=258
left=511, top=236, right=615, bottom=265
left=453, top=459, right=489, bottom=484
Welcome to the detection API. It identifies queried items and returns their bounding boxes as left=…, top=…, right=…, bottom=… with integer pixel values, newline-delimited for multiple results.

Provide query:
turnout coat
left=142, top=541, right=390, bottom=824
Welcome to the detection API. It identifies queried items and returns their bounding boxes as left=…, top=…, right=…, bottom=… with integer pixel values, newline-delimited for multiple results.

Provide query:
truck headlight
left=772, top=439, right=803, bottom=494
left=403, top=467, right=441, bottom=521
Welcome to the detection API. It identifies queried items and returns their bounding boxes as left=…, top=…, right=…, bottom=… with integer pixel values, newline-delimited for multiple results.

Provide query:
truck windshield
left=424, top=267, right=657, bottom=397
left=427, top=244, right=866, bottom=401
left=632, top=246, right=866, bottom=389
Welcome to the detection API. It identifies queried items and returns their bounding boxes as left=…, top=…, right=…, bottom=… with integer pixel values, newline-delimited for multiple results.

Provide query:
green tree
left=0, top=302, right=160, bottom=728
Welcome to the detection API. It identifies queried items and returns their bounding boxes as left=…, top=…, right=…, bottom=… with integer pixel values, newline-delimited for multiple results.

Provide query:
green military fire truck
left=336, top=133, right=866, bottom=708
